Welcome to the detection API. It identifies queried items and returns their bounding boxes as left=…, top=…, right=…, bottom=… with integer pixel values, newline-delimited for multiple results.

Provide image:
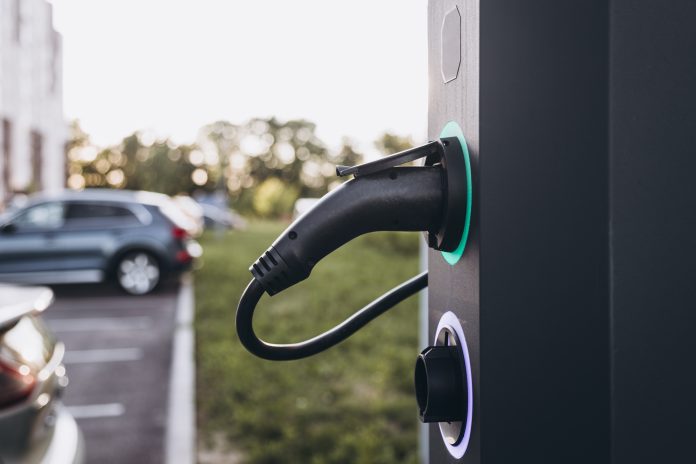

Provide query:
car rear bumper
left=170, top=239, right=202, bottom=273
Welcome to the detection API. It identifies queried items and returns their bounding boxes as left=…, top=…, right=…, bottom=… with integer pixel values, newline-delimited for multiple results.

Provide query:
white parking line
left=48, top=316, right=153, bottom=332
left=64, top=348, right=144, bottom=364
left=67, top=403, right=125, bottom=419
left=51, top=303, right=165, bottom=312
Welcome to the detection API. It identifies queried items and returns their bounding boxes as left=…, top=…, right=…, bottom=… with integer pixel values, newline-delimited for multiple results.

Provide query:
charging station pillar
left=426, top=1, right=696, bottom=463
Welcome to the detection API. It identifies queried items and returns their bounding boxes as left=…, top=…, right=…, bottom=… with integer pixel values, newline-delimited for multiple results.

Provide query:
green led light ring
left=440, top=121, right=472, bottom=265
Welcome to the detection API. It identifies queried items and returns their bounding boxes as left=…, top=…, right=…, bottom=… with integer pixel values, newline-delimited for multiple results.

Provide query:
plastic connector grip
left=250, top=166, right=444, bottom=295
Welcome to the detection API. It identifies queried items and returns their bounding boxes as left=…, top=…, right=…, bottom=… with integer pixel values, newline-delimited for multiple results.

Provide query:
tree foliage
left=67, top=123, right=204, bottom=196
left=67, top=119, right=415, bottom=218
left=374, top=132, right=414, bottom=155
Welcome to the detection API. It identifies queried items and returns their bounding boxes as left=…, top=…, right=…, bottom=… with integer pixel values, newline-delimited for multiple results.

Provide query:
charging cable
left=236, top=271, right=427, bottom=361
left=236, top=139, right=467, bottom=360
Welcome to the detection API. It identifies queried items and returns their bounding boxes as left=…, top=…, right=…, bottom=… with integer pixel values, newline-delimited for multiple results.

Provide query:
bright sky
left=48, top=0, right=428, bottom=155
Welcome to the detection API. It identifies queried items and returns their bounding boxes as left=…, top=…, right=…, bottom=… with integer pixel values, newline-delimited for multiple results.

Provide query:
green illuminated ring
left=439, top=121, right=472, bottom=265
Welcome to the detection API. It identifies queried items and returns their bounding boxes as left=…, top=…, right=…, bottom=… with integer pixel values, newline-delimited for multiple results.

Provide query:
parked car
left=0, top=284, right=84, bottom=463
left=199, top=203, right=247, bottom=230
left=0, top=189, right=202, bottom=295
left=173, top=195, right=204, bottom=237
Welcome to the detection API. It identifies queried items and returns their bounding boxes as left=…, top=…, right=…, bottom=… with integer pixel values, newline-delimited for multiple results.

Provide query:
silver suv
left=0, top=190, right=202, bottom=295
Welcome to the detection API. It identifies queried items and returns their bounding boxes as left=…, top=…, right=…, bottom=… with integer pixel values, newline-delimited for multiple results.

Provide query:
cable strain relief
left=249, top=247, right=296, bottom=296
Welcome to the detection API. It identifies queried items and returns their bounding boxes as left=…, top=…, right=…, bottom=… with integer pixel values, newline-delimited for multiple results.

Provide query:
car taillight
left=176, top=250, right=192, bottom=263
left=0, top=315, right=54, bottom=408
left=0, top=359, right=36, bottom=408
left=172, top=226, right=188, bottom=240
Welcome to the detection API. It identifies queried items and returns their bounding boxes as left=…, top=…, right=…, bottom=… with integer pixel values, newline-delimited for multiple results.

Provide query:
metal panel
left=428, top=1, right=610, bottom=462
left=478, top=1, right=610, bottom=462
left=428, top=0, right=480, bottom=462
left=428, top=2, right=696, bottom=462
left=609, top=1, right=696, bottom=462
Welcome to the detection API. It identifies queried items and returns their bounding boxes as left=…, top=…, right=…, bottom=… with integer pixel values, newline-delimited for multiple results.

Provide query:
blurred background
left=0, top=1, right=429, bottom=463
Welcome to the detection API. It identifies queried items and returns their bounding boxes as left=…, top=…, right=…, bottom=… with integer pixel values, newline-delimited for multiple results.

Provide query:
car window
left=66, top=202, right=134, bottom=219
left=64, top=202, right=140, bottom=228
left=12, top=202, right=65, bottom=230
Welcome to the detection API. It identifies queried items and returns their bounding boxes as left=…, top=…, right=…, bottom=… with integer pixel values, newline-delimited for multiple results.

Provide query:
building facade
left=0, top=0, right=65, bottom=210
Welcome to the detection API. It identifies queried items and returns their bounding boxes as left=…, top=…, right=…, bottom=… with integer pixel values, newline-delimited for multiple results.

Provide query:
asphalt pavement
left=43, top=280, right=181, bottom=464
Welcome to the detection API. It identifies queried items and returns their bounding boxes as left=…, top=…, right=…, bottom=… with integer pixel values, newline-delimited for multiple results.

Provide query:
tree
left=332, top=137, right=363, bottom=168
left=199, top=117, right=364, bottom=217
left=374, top=132, right=414, bottom=155
left=252, top=177, right=299, bottom=218
left=67, top=124, right=216, bottom=195
left=66, top=117, right=372, bottom=219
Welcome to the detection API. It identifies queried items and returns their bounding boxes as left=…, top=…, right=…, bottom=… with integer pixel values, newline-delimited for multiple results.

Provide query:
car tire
left=115, top=251, right=161, bottom=295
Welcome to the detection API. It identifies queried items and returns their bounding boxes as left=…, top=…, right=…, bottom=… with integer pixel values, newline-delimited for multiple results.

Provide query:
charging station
left=425, top=1, right=696, bottom=463
left=237, top=2, right=695, bottom=463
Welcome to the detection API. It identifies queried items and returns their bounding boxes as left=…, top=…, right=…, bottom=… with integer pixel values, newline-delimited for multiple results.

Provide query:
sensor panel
left=441, top=6, right=462, bottom=83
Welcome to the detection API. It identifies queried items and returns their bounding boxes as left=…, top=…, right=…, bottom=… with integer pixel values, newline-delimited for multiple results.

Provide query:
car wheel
left=116, top=251, right=160, bottom=295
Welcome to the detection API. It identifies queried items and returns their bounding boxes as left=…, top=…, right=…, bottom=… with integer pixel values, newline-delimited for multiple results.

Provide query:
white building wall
left=0, top=0, right=65, bottom=210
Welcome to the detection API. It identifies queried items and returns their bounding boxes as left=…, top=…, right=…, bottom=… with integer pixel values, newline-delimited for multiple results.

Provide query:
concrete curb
left=166, top=274, right=196, bottom=464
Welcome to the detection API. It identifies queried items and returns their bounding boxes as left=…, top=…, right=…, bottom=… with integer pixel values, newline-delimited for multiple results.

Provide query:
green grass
left=194, top=221, right=421, bottom=464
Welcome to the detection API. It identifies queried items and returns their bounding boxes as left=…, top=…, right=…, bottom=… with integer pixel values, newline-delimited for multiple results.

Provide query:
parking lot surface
left=44, top=281, right=180, bottom=464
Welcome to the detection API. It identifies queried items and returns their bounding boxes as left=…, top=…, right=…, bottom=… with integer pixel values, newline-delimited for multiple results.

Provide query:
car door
left=0, top=201, right=66, bottom=275
left=53, top=201, right=142, bottom=272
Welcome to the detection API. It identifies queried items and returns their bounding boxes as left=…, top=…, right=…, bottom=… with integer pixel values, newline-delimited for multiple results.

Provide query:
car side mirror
left=1, top=222, right=17, bottom=234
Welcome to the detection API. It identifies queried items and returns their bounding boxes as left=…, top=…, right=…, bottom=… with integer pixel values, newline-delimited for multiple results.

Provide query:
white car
left=0, top=285, right=84, bottom=463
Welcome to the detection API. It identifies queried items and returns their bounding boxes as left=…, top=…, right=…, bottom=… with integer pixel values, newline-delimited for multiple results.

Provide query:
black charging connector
left=236, top=137, right=468, bottom=361
left=251, top=166, right=443, bottom=295
left=415, top=345, right=466, bottom=423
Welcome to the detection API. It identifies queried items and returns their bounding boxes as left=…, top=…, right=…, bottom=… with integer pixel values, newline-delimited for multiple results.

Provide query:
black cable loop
left=236, top=271, right=428, bottom=361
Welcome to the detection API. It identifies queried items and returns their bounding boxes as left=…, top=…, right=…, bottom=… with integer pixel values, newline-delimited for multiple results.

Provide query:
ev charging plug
left=415, top=312, right=473, bottom=456
left=236, top=137, right=470, bottom=361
